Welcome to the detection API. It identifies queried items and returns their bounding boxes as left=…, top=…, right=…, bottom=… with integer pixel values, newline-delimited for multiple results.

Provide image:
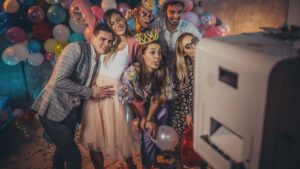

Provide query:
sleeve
left=185, top=61, right=194, bottom=115
left=52, top=43, right=92, bottom=100
left=74, top=0, right=97, bottom=29
left=118, top=66, right=137, bottom=104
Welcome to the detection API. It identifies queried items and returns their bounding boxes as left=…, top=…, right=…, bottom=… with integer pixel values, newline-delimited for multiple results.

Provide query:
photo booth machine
left=193, top=33, right=300, bottom=169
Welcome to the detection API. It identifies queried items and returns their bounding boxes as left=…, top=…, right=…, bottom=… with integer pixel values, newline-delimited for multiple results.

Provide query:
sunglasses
left=184, top=37, right=199, bottom=49
left=140, top=11, right=153, bottom=19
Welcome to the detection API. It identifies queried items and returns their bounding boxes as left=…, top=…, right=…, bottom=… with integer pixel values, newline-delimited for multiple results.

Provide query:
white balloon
left=53, top=24, right=71, bottom=42
left=11, top=44, right=29, bottom=61
left=155, top=125, right=178, bottom=151
left=27, top=53, right=45, bottom=66
left=69, top=18, right=87, bottom=33
left=2, top=47, right=20, bottom=66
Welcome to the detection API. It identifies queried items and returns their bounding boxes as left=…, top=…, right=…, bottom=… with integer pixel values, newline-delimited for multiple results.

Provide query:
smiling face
left=165, top=3, right=184, bottom=27
left=109, top=13, right=126, bottom=36
left=143, top=43, right=162, bottom=72
left=136, top=6, right=153, bottom=30
left=91, top=30, right=114, bottom=55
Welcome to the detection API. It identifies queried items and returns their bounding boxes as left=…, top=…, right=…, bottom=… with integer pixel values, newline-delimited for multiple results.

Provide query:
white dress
left=80, top=45, right=133, bottom=160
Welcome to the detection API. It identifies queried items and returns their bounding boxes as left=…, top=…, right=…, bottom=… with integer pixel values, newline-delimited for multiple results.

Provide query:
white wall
left=288, top=0, right=300, bottom=26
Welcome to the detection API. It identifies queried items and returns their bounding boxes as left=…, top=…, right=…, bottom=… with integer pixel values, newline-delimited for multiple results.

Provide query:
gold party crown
left=142, top=0, right=155, bottom=10
left=135, top=28, right=159, bottom=45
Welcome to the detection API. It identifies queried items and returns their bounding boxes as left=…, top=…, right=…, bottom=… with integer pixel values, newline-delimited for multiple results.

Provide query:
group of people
left=32, top=0, right=202, bottom=169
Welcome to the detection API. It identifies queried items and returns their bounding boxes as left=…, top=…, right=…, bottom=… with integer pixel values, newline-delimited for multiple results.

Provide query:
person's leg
left=39, top=112, right=82, bottom=169
left=89, top=150, right=104, bottom=169
left=125, top=156, right=137, bottom=169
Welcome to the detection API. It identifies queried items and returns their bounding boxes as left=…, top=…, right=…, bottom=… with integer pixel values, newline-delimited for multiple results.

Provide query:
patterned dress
left=118, top=63, right=174, bottom=168
left=172, top=56, right=194, bottom=162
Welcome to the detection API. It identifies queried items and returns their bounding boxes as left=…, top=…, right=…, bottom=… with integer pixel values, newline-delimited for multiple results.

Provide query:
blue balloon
left=127, top=18, right=135, bottom=32
left=69, top=33, right=85, bottom=42
left=28, top=40, right=42, bottom=53
left=0, top=11, right=8, bottom=35
left=19, top=0, right=35, bottom=6
left=47, top=5, right=67, bottom=24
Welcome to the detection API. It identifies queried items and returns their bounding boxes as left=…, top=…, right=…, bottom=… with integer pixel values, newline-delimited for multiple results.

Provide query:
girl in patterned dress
left=172, top=32, right=199, bottom=168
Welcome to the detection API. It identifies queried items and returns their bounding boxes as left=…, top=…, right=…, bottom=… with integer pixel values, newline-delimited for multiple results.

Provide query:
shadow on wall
left=0, top=36, right=53, bottom=110
left=203, top=0, right=289, bottom=34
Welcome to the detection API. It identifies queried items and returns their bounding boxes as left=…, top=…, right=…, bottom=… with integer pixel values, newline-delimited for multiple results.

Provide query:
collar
left=90, top=43, right=99, bottom=60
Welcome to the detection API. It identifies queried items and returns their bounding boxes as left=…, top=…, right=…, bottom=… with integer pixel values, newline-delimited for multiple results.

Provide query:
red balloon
left=204, top=26, right=223, bottom=37
left=181, top=126, right=202, bottom=167
left=27, top=5, right=45, bottom=23
left=32, top=22, right=51, bottom=41
left=22, top=112, right=33, bottom=124
left=5, top=27, right=27, bottom=43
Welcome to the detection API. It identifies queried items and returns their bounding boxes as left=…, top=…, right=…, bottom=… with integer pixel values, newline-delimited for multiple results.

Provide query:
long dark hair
left=137, top=40, right=169, bottom=101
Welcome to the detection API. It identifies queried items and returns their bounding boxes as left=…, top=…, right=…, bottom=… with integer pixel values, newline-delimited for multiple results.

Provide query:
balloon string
left=21, top=62, right=29, bottom=99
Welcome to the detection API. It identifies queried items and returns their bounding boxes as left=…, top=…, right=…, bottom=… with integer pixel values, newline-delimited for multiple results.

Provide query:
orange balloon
left=3, top=0, right=20, bottom=13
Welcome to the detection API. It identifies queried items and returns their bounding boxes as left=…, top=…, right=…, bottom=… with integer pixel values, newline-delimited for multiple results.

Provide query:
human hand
left=125, top=9, right=133, bottom=20
left=91, top=85, right=115, bottom=99
left=186, top=114, right=193, bottom=126
left=145, top=121, right=156, bottom=138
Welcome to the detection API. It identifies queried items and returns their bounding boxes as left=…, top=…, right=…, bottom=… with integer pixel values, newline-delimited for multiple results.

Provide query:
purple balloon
left=12, top=108, right=25, bottom=120
left=27, top=5, right=45, bottom=23
left=117, top=2, right=131, bottom=16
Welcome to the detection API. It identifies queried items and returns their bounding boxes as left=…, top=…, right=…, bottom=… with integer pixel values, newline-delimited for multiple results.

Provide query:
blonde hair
left=175, top=33, right=195, bottom=88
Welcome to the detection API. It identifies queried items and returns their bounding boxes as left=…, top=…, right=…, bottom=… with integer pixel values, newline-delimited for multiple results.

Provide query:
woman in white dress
left=79, top=9, right=138, bottom=169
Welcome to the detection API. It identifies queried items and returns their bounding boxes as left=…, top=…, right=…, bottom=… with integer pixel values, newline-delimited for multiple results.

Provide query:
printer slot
left=219, top=67, right=238, bottom=89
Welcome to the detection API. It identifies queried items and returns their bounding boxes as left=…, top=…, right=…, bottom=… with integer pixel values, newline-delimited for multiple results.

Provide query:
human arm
left=74, top=0, right=97, bottom=29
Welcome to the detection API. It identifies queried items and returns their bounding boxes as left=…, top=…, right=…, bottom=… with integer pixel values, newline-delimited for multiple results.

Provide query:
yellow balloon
left=3, top=0, right=20, bottom=13
left=54, top=42, right=67, bottom=55
left=44, top=39, right=58, bottom=53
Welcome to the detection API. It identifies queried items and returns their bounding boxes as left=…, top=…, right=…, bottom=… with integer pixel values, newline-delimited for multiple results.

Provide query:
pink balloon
left=91, top=6, right=104, bottom=22
left=83, top=27, right=93, bottom=41
left=155, top=125, right=178, bottom=151
left=27, top=5, right=45, bottom=23
left=198, top=12, right=217, bottom=30
left=204, top=26, right=222, bottom=37
left=44, top=52, right=56, bottom=61
left=183, top=11, right=200, bottom=27
left=117, top=2, right=131, bottom=16
left=185, top=0, right=194, bottom=12
left=60, top=0, right=73, bottom=9
left=5, top=27, right=27, bottom=43
left=216, top=24, right=230, bottom=36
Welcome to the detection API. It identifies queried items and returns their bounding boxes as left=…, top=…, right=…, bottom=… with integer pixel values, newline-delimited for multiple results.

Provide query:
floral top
left=118, top=63, right=174, bottom=104
left=173, top=56, right=194, bottom=115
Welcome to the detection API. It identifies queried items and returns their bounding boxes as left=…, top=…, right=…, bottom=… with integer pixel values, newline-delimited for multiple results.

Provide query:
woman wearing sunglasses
left=172, top=32, right=199, bottom=168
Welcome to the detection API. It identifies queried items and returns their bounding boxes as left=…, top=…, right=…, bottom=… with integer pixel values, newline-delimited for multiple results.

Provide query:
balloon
left=183, top=11, right=200, bottom=27
left=101, top=0, right=117, bottom=12
left=91, top=5, right=104, bottom=21
left=44, top=52, right=56, bottom=61
left=69, top=32, right=85, bottom=42
left=12, top=108, right=25, bottom=120
left=155, top=125, right=178, bottom=151
left=184, top=0, right=194, bottom=12
left=69, top=17, right=87, bottom=33
left=27, top=53, right=45, bottom=66
left=22, top=112, right=33, bottom=124
left=28, top=39, right=42, bottom=53
left=192, top=5, right=204, bottom=16
left=45, top=0, right=60, bottom=4
left=61, top=0, right=72, bottom=9
left=19, top=0, right=35, bottom=6
left=27, top=5, right=45, bottom=23
left=181, top=126, right=202, bottom=167
left=44, top=38, right=58, bottom=53
left=0, top=111, right=8, bottom=125
left=83, top=27, right=93, bottom=41
left=2, top=47, right=20, bottom=65
left=216, top=24, right=230, bottom=36
left=53, top=24, right=71, bottom=42
left=0, top=11, right=8, bottom=34
left=11, top=44, right=29, bottom=61
left=47, top=5, right=67, bottom=24
left=3, top=0, right=20, bottom=13
left=54, top=42, right=67, bottom=55
left=32, top=22, right=52, bottom=41
left=199, top=11, right=217, bottom=30
left=204, top=26, right=222, bottom=37
left=69, top=1, right=84, bottom=22
left=117, top=2, right=131, bottom=16
left=5, top=27, right=27, bottom=43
